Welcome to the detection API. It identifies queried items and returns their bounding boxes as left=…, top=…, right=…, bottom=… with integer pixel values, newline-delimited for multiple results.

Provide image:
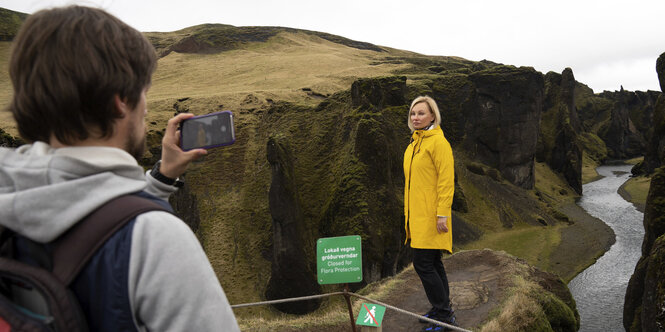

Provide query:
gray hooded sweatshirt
left=0, top=142, right=239, bottom=331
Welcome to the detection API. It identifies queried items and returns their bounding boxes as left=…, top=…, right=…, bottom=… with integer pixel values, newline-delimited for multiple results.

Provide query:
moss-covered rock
left=465, top=66, right=544, bottom=189
left=625, top=167, right=665, bottom=331
left=0, top=128, right=24, bottom=148
left=596, top=90, right=653, bottom=159
left=264, top=135, right=321, bottom=314
left=537, top=69, right=583, bottom=194
left=658, top=53, right=665, bottom=93
left=642, top=54, right=665, bottom=173
left=0, top=7, right=27, bottom=41
left=451, top=250, right=580, bottom=332
left=350, top=76, right=407, bottom=110
left=642, top=235, right=665, bottom=331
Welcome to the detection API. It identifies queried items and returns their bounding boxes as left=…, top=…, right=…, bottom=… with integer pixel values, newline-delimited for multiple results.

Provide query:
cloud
left=575, top=57, right=661, bottom=92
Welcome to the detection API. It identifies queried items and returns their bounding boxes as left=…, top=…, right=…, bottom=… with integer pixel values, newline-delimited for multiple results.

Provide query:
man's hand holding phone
left=159, top=113, right=208, bottom=179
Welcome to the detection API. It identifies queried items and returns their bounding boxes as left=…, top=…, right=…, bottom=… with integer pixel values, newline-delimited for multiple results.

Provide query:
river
left=568, top=164, right=645, bottom=332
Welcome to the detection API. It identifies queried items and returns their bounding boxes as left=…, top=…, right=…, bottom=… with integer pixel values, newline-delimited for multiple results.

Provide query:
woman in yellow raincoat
left=403, top=96, right=457, bottom=330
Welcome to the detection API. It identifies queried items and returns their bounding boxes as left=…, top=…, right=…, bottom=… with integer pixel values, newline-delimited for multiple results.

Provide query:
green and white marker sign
left=356, top=303, right=386, bottom=327
left=317, top=235, right=362, bottom=284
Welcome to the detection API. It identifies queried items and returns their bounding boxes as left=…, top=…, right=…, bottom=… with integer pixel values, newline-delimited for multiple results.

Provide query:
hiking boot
left=419, top=307, right=437, bottom=323
left=444, top=313, right=458, bottom=327
left=421, top=323, right=445, bottom=332
left=422, top=311, right=458, bottom=332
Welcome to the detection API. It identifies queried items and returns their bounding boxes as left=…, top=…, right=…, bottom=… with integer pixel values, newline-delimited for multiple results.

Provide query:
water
left=568, top=165, right=645, bottom=332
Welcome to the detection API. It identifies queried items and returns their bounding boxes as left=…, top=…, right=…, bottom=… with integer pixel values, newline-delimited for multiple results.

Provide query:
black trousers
left=413, top=248, right=452, bottom=316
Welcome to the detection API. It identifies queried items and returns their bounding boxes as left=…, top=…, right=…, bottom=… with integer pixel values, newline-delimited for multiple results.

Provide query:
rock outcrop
left=0, top=128, right=24, bottom=148
left=321, top=76, right=412, bottom=284
left=464, top=66, right=544, bottom=189
left=378, top=249, right=579, bottom=331
left=593, top=89, right=659, bottom=160
left=624, top=167, right=665, bottom=331
left=0, top=8, right=27, bottom=41
left=641, top=52, right=665, bottom=174
left=351, top=76, right=407, bottom=110
left=169, top=178, right=202, bottom=235
left=537, top=69, right=583, bottom=194
left=265, top=136, right=321, bottom=314
left=624, top=52, right=665, bottom=332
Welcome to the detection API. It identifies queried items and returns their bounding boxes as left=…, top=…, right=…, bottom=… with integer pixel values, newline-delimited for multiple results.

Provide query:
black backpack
left=0, top=195, right=167, bottom=332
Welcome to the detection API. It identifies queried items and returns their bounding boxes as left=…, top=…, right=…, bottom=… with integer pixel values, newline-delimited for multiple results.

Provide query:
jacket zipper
left=406, top=133, right=424, bottom=238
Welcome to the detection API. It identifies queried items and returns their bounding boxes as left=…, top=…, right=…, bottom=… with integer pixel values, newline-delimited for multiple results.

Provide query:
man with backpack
left=0, top=5, right=240, bottom=331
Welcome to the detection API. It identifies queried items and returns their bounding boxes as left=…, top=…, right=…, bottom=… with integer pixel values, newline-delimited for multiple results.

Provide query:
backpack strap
left=51, top=195, right=169, bottom=285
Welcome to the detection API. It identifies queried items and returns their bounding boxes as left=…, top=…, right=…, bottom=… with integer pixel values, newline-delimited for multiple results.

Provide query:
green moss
left=0, top=8, right=27, bottom=41
left=529, top=289, right=578, bottom=332
left=0, top=127, right=24, bottom=147
left=578, top=132, right=608, bottom=163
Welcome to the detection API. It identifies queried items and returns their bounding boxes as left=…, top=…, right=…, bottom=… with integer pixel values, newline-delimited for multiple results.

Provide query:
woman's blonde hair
left=407, top=96, right=441, bottom=132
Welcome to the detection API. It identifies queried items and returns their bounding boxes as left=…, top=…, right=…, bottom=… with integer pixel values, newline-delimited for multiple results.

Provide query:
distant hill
left=0, top=7, right=27, bottom=41
left=145, top=23, right=386, bottom=57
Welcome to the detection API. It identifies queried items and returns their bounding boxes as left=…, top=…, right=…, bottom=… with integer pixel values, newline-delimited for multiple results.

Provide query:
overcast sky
left=3, top=0, right=664, bottom=93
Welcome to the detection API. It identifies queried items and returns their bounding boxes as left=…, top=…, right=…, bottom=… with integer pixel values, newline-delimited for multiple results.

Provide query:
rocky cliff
left=640, top=52, right=665, bottom=174
left=624, top=168, right=665, bottom=331
left=408, top=65, right=545, bottom=190
left=465, top=66, right=544, bottom=189
left=264, top=135, right=321, bottom=314
left=538, top=68, right=583, bottom=194
left=576, top=88, right=658, bottom=163
left=624, top=52, right=665, bottom=332
left=596, top=90, right=654, bottom=159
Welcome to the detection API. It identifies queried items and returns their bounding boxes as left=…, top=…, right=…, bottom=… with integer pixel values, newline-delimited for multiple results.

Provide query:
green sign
left=356, top=303, right=386, bottom=327
left=317, top=235, right=362, bottom=284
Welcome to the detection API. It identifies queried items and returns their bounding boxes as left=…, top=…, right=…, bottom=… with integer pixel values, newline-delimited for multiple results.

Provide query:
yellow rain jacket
left=403, top=125, right=454, bottom=252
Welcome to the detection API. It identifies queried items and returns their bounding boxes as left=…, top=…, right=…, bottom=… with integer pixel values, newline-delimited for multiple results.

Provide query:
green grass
left=622, top=175, right=651, bottom=207
left=582, top=152, right=603, bottom=184
left=625, top=156, right=644, bottom=165
left=465, top=224, right=563, bottom=272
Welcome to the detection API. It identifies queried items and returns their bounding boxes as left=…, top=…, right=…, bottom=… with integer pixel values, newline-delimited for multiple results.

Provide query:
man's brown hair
left=8, top=6, right=157, bottom=144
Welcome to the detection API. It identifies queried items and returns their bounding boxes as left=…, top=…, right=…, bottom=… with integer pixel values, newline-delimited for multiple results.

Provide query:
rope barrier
left=230, top=292, right=345, bottom=309
left=231, top=290, right=473, bottom=332
left=349, top=292, right=472, bottom=332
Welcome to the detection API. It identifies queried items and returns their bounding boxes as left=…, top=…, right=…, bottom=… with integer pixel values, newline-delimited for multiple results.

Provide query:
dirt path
left=301, top=250, right=513, bottom=332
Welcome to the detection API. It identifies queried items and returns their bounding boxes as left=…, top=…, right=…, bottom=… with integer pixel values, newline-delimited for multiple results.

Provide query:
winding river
left=568, top=164, right=645, bottom=332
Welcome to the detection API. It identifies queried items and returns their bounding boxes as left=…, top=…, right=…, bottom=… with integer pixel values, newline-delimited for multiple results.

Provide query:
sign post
left=317, top=235, right=362, bottom=284
left=317, top=235, right=363, bottom=332
left=356, top=303, right=386, bottom=331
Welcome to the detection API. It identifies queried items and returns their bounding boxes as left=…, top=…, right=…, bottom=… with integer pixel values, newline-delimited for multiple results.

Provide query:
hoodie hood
left=0, top=142, right=147, bottom=242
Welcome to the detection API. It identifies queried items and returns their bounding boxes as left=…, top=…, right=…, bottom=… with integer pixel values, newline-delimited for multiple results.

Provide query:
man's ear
left=113, top=94, right=129, bottom=118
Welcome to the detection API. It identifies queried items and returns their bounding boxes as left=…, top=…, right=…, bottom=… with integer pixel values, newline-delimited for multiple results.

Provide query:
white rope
left=230, top=292, right=345, bottom=308
left=231, top=290, right=473, bottom=332
left=350, top=292, right=472, bottom=332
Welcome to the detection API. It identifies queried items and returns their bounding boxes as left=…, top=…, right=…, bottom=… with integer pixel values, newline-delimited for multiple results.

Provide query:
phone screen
left=180, top=111, right=235, bottom=150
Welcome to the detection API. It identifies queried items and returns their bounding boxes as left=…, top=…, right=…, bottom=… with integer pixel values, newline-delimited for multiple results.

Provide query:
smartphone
left=180, top=111, right=236, bottom=151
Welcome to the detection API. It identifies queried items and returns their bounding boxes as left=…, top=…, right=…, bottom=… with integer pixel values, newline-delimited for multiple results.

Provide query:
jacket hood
left=0, top=142, right=147, bottom=242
